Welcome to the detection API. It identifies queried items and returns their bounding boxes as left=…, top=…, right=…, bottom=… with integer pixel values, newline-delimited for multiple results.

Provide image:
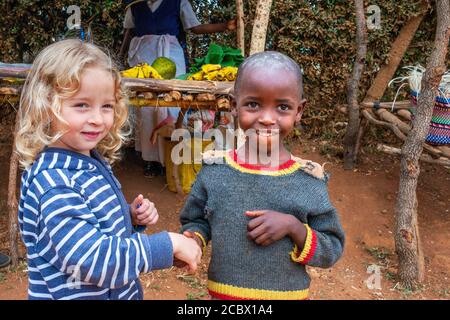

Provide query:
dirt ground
left=0, top=139, right=449, bottom=300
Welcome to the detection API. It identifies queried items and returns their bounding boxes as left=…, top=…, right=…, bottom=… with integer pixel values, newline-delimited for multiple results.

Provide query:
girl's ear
left=295, top=99, right=307, bottom=124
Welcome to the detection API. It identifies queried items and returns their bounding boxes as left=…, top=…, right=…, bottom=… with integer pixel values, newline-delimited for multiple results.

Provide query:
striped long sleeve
left=37, top=187, right=171, bottom=290
left=19, top=148, right=174, bottom=300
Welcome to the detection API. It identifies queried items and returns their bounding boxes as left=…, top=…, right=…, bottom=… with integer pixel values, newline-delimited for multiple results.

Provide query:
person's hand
left=169, top=233, right=202, bottom=274
left=130, top=194, right=159, bottom=226
left=173, top=231, right=203, bottom=269
left=245, top=210, right=300, bottom=246
left=226, top=18, right=237, bottom=31
left=183, top=230, right=204, bottom=250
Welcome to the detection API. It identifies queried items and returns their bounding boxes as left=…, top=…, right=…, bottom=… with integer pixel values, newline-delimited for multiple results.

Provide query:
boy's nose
left=258, top=111, right=276, bottom=126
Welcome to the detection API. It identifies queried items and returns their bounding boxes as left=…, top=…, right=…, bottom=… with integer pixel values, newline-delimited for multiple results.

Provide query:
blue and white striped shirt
left=18, top=148, right=173, bottom=300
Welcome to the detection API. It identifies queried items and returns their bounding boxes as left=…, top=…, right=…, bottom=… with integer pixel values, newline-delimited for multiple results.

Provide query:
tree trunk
left=364, top=4, right=427, bottom=102
left=395, top=0, right=449, bottom=290
left=236, top=0, right=245, bottom=56
left=343, top=0, right=367, bottom=169
left=249, top=0, right=273, bottom=55
left=8, top=110, right=20, bottom=267
left=350, top=4, right=427, bottom=165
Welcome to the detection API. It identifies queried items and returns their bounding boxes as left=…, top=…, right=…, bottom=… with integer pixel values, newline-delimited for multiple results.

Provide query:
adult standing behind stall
left=119, top=0, right=236, bottom=177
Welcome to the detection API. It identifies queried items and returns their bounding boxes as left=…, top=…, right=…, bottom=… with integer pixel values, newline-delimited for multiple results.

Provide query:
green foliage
left=0, top=1, right=125, bottom=63
left=0, top=1, right=440, bottom=138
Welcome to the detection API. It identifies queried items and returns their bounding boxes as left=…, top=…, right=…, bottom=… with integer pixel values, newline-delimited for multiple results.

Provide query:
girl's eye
left=245, top=102, right=259, bottom=109
left=74, top=103, right=88, bottom=109
left=102, top=104, right=114, bottom=109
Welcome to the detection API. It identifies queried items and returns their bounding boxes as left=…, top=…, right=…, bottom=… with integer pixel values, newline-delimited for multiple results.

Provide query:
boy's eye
left=245, top=102, right=259, bottom=109
left=278, top=104, right=291, bottom=111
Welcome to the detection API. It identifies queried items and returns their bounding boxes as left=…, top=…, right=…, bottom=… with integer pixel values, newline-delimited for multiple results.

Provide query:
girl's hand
left=131, top=194, right=159, bottom=226
left=245, top=210, right=304, bottom=246
left=169, top=233, right=202, bottom=274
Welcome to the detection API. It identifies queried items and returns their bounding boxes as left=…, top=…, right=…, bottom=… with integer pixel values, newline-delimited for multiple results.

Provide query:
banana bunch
left=187, top=64, right=238, bottom=82
left=121, top=63, right=163, bottom=79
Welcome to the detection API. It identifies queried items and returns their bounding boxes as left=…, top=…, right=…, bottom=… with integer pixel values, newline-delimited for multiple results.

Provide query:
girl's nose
left=88, top=109, right=103, bottom=125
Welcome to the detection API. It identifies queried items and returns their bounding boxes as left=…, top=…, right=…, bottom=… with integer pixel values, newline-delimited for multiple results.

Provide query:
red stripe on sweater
left=303, top=229, right=318, bottom=264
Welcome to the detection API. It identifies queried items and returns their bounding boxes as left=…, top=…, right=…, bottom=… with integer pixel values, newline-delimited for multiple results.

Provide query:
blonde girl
left=16, top=39, right=201, bottom=300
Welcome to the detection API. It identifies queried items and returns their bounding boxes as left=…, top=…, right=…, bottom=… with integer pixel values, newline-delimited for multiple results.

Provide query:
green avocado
left=151, top=57, right=177, bottom=80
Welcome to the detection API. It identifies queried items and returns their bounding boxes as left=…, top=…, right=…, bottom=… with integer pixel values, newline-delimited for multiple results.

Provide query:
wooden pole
left=364, top=3, right=427, bottom=102
left=395, top=0, right=449, bottom=290
left=7, top=110, right=20, bottom=267
left=122, top=78, right=234, bottom=95
left=352, top=3, right=427, bottom=162
left=236, top=0, right=245, bottom=56
left=249, top=0, right=273, bottom=55
left=343, top=0, right=367, bottom=169
left=377, top=144, right=450, bottom=167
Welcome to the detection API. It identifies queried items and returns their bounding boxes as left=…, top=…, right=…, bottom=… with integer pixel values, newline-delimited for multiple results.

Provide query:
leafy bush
left=0, top=0, right=441, bottom=138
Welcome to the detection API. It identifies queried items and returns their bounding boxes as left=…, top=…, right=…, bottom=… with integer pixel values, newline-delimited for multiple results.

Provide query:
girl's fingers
left=133, top=194, right=144, bottom=207
left=183, top=231, right=195, bottom=238
left=145, top=213, right=159, bottom=226
left=136, top=200, right=154, bottom=214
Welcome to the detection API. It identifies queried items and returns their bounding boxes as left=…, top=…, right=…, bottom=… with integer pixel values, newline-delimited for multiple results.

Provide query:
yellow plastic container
left=164, top=138, right=213, bottom=194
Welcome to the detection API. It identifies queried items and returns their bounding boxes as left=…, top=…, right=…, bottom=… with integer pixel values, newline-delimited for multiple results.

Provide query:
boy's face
left=233, top=67, right=306, bottom=152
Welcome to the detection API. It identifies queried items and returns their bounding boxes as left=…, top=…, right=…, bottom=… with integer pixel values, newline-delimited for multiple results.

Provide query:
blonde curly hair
left=16, top=39, right=130, bottom=169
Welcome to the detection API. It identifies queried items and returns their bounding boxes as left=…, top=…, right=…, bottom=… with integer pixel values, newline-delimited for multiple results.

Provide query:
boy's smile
left=234, top=67, right=306, bottom=164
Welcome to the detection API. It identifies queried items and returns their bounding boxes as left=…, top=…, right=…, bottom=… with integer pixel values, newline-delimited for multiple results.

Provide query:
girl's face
left=50, top=66, right=116, bottom=156
left=234, top=67, right=306, bottom=155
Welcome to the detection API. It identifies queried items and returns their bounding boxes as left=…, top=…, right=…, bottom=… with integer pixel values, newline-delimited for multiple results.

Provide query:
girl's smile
left=50, top=66, right=116, bottom=156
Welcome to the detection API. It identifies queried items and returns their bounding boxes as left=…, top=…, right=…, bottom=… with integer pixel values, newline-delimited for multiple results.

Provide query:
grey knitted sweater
left=180, top=150, right=345, bottom=300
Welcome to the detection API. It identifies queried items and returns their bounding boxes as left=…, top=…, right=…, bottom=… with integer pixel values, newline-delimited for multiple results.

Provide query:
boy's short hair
left=16, top=39, right=130, bottom=168
left=234, top=51, right=304, bottom=98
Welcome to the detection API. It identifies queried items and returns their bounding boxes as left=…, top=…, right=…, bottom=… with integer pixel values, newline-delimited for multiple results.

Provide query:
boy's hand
left=131, top=194, right=159, bottom=226
left=245, top=210, right=302, bottom=246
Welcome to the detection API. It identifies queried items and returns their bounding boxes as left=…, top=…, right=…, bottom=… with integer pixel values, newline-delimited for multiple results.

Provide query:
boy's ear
left=295, top=99, right=307, bottom=124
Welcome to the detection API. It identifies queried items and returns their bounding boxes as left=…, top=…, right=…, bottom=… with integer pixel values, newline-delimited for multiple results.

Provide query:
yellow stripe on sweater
left=290, top=224, right=314, bottom=263
left=224, top=154, right=302, bottom=176
left=208, top=280, right=309, bottom=300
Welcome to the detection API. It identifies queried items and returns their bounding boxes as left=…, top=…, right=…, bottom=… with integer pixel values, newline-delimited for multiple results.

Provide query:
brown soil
left=0, top=140, right=449, bottom=300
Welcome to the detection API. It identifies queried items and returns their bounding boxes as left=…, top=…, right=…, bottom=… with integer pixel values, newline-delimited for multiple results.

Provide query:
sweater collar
left=224, top=150, right=301, bottom=176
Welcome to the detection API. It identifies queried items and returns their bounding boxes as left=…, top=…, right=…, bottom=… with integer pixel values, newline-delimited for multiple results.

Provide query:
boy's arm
left=37, top=186, right=173, bottom=289
left=290, top=195, right=345, bottom=269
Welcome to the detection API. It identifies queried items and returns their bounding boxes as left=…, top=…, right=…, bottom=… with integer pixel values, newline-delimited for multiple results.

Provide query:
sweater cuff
left=145, top=231, right=174, bottom=270
left=194, top=232, right=207, bottom=255
left=290, top=224, right=317, bottom=264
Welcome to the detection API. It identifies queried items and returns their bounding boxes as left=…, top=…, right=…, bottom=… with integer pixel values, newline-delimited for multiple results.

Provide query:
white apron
left=128, top=34, right=186, bottom=164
